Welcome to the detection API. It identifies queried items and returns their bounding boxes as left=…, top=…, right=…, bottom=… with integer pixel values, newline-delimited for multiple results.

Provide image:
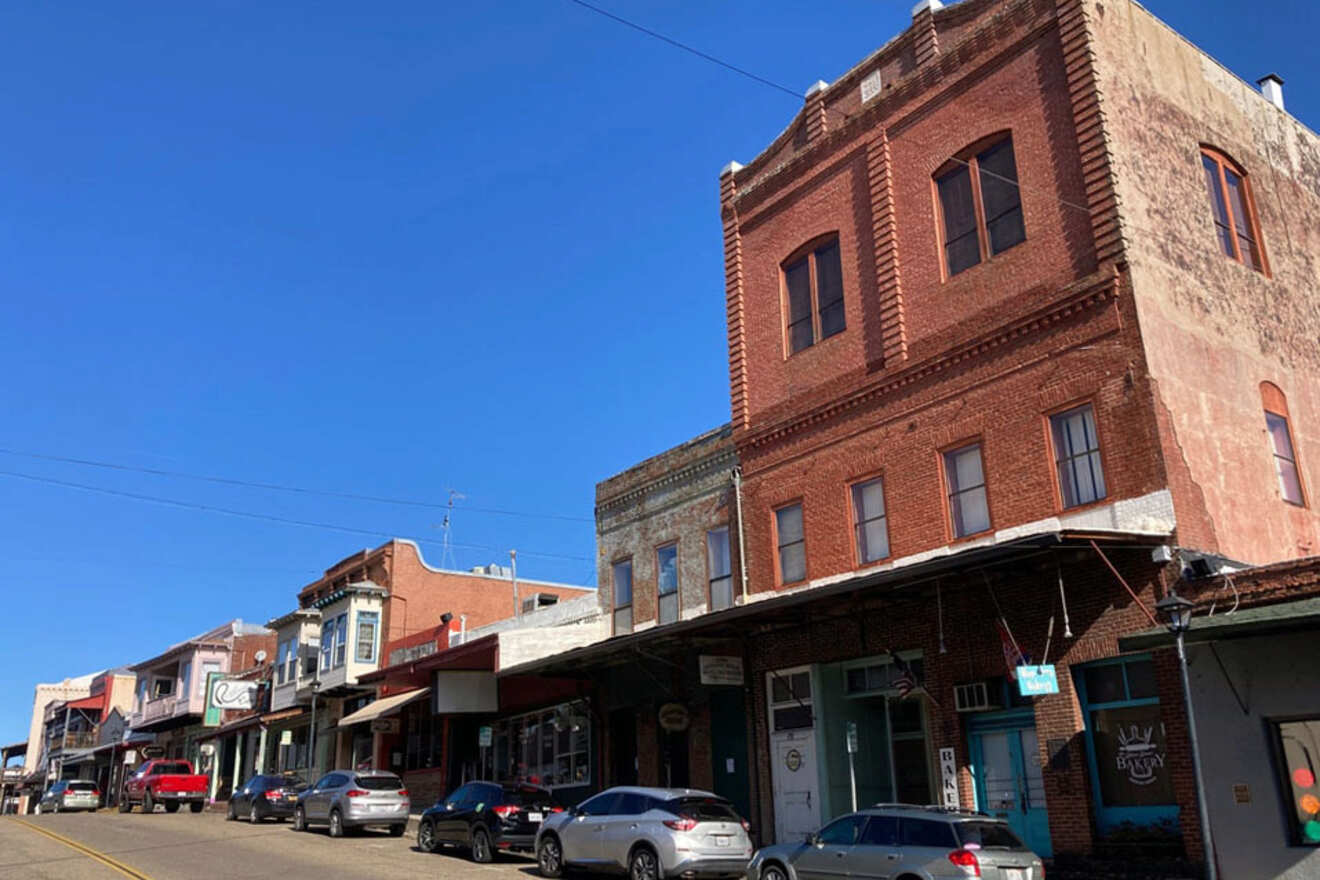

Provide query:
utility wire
left=0, top=447, right=593, bottom=524
left=0, top=468, right=594, bottom=564
left=564, top=0, right=805, bottom=100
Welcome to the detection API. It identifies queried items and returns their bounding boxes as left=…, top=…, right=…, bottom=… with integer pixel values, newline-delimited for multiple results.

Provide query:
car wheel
left=227, top=802, right=236, bottom=821
left=629, top=847, right=660, bottom=880
left=537, top=835, right=564, bottom=878
left=471, top=827, right=493, bottom=863
left=418, top=820, right=437, bottom=853
left=249, top=804, right=261, bottom=824
left=164, top=802, right=180, bottom=814
left=189, top=802, right=204, bottom=814
left=293, top=806, right=307, bottom=832
left=762, top=864, right=789, bottom=880
left=118, top=796, right=131, bottom=814
left=390, top=823, right=405, bottom=837
left=143, top=790, right=155, bottom=814
left=328, top=809, right=344, bottom=838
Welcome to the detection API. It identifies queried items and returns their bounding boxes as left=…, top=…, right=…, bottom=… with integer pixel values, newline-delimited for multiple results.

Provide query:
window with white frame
left=657, top=543, right=678, bottom=625
left=276, top=641, right=289, bottom=685
left=769, top=669, right=813, bottom=731
left=287, top=637, right=298, bottom=682
left=334, top=613, right=347, bottom=667
left=179, top=660, right=192, bottom=698
left=356, top=611, right=378, bottom=663
left=1051, top=404, right=1106, bottom=508
left=707, top=527, right=733, bottom=611
left=199, top=661, right=220, bottom=699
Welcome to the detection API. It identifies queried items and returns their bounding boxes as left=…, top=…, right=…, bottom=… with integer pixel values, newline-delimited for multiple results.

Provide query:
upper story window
left=850, top=477, right=890, bottom=564
left=355, top=612, right=379, bottom=663
left=782, top=236, right=845, bottom=355
left=334, top=613, right=348, bottom=667
left=1262, top=382, right=1304, bottom=506
left=935, top=135, right=1025, bottom=277
left=943, top=443, right=990, bottom=538
left=1051, top=403, right=1106, bottom=508
left=775, top=503, right=806, bottom=585
left=612, top=559, right=633, bottom=635
left=179, top=661, right=192, bottom=697
left=1201, top=147, right=1265, bottom=273
left=656, top=543, right=679, bottom=625
left=707, top=526, right=733, bottom=611
left=321, top=617, right=335, bottom=672
left=276, top=640, right=290, bottom=685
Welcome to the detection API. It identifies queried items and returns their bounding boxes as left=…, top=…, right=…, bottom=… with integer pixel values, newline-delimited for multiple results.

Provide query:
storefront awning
left=1119, top=595, right=1320, bottom=652
left=337, top=688, right=430, bottom=728
left=65, top=694, right=104, bottom=712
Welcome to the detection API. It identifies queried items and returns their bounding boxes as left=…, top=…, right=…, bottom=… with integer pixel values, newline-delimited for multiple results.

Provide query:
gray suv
left=292, top=770, right=410, bottom=838
left=747, top=805, right=1044, bottom=880
left=535, top=786, right=752, bottom=880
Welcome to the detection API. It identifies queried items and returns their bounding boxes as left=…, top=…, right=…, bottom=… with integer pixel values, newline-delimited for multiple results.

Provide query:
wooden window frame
left=705, top=525, right=734, bottom=612
left=772, top=501, right=807, bottom=587
left=847, top=473, right=891, bottom=567
left=611, top=556, right=634, bottom=635
left=1046, top=399, right=1109, bottom=511
left=939, top=439, right=992, bottom=541
left=1201, top=146, right=1269, bottom=275
left=1261, top=381, right=1306, bottom=507
left=655, top=540, right=680, bottom=625
left=780, top=233, right=845, bottom=357
left=933, top=132, right=1025, bottom=280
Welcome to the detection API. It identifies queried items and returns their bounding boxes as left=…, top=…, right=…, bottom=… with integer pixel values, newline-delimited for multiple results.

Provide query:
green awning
left=1119, top=596, right=1320, bottom=652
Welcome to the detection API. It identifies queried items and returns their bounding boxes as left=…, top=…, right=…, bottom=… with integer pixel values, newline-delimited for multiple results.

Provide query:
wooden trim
left=1259, top=382, right=1307, bottom=508
left=780, top=233, right=843, bottom=358
left=1042, top=397, right=1110, bottom=513
left=1200, top=145, right=1270, bottom=277
left=845, top=472, right=892, bottom=568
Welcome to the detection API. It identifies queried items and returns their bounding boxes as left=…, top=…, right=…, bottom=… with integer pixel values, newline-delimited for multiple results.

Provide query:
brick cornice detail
left=595, top=448, right=737, bottom=518
left=867, top=130, right=906, bottom=365
left=739, top=268, right=1120, bottom=449
left=721, top=173, right=749, bottom=429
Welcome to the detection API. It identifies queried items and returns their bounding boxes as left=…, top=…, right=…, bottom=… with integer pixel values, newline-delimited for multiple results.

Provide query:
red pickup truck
left=119, top=759, right=210, bottom=814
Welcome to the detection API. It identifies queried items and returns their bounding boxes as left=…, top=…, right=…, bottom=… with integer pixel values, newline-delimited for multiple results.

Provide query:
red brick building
left=708, top=0, right=1318, bottom=870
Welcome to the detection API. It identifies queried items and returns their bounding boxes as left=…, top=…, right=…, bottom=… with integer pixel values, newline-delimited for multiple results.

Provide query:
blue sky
left=0, top=0, right=1314, bottom=746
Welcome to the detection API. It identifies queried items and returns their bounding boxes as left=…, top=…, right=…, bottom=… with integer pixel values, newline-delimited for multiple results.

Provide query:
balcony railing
left=141, top=696, right=178, bottom=722
left=59, top=731, right=97, bottom=750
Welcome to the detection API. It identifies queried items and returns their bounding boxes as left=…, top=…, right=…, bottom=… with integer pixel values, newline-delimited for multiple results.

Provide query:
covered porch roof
left=1119, top=595, right=1320, bottom=652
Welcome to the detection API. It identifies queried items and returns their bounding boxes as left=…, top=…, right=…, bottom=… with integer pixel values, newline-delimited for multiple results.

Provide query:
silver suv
left=535, top=786, right=753, bottom=880
left=747, top=805, right=1044, bottom=880
left=292, top=770, right=410, bottom=838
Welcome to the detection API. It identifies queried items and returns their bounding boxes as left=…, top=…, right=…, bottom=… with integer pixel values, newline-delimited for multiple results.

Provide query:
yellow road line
left=14, top=818, right=153, bottom=880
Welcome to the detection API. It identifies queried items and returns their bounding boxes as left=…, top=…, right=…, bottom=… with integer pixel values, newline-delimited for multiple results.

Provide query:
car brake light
left=740, top=819, right=750, bottom=832
left=345, top=789, right=369, bottom=798
left=398, top=790, right=409, bottom=797
left=947, top=849, right=980, bottom=877
left=265, top=791, right=281, bottom=800
left=662, top=815, right=698, bottom=832
left=492, top=805, right=519, bottom=817
left=551, top=807, right=565, bottom=813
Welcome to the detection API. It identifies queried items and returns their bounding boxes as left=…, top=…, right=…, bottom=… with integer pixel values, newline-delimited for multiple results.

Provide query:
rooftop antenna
left=440, top=489, right=466, bottom=570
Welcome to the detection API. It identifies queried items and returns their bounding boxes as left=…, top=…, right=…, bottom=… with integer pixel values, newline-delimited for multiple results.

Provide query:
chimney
left=1257, top=73, right=1285, bottom=111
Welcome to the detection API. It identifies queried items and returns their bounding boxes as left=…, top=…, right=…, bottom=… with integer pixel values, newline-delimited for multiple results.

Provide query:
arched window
left=1261, top=381, right=1304, bottom=506
left=782, top=234, right=845, bottom=354
left=1201, top=147, right=1266, bottom=273
left=934, top=133, right=1025, bottom=277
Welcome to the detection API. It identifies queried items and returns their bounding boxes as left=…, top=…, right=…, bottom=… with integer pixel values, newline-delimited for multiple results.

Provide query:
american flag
left=889, top=650, right=917, bottom=699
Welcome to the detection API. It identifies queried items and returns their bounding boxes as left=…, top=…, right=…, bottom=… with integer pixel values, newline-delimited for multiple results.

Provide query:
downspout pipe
left=732, top=467, right=749, bottom=603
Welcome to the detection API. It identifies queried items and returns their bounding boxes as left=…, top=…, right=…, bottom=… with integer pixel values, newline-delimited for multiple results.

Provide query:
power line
left=563, top=0, right=805, bottom=100
left=0, top=468, right=594, bottom=564
left=0, top=447, right=594, bottom=524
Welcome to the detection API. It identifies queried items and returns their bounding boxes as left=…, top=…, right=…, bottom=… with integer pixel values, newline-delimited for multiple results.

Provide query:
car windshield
left=664, top=796, right=740, bottom=822
left=65, top=782, right=97, bottom=792
left=503, top=786, right=555, bottom=807
left=277, top=777, right=309, bottom=791
left=150, top=763, right=192, bottom=775
left=955, top=820, right=1025, bottom=850
left=355, top=774, right=403, bottom=791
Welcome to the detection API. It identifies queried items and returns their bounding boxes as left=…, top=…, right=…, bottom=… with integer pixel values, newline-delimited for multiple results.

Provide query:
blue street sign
left=1017, top=664, right=1060, bottom=696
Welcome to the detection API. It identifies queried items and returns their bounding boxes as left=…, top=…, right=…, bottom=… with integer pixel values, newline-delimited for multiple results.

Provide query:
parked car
left=418, top=781, right=562, bottom=862
left=746, top=805, right=1045, bottom=880
left=535, top=787, right=752, bottom=880
left=35, top=780, right=100, bottom=814
left=119, top=760, right=210, bottom=814
left=292, top=769, right=409, bottom=838
left=226, top=773, right=308, bottom=823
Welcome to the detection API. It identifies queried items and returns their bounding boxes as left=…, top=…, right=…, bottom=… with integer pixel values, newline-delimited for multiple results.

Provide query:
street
left=0, top=811, right=541, bottom=880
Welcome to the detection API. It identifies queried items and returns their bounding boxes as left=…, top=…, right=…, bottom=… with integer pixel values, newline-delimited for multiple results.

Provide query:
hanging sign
left=202, top=672, right=227, bottom=726
left=370, top=718, right=399, bottom=734
left=939, top=747, right=959, bottom=809
left=1016, top=665, right=1060, bottom=696
left=210, top=679, right=260, bottom=711
left=658, top=703, right=691, bottom=732
left=699, top=656, right=745, bottom=686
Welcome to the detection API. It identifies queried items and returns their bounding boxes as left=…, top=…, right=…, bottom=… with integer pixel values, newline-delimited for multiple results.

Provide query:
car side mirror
left=806, top=833, right=821, bottom=847
left=445, top=802, right=455, bottom=811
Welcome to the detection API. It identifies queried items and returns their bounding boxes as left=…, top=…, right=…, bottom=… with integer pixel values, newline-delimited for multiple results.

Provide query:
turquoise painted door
left=970, top=723, right=1053, bottom=858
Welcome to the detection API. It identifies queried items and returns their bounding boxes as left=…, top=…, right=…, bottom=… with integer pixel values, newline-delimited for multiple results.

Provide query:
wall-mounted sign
left=658, top=702, right=691, bottom=733
left=139, top=745, right=164, bottom=759
left=210, top=679, right=259, bottom=711
left=699, top=655, right=745, bottom=686
left=370, top=718, right=399, bottom=734
left=280, top=730, right=293, bottom=746
left=1016, top=665, right=1060, bottom=696
left=846, top=722, right=858, bottom=755
left=478, top=726, right=493, bottom=748
left=123, top=749, right=138, bottom=765
left=784, top=748, right=802, bottom=772
left=389, top=640, right=438, bottom=667
left=939, top=747, right=959, bottom=809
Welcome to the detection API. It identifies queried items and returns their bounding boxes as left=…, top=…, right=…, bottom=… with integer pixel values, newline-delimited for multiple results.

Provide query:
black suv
left=418, top=781, right=561, bottom=862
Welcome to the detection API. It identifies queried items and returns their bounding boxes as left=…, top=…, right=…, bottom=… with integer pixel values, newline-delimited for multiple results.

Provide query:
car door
left=848, top=815, right=900, bottom=880
left=598, top=792, right=648, bottom=869
left=793, top=814, right=864, bottom=880
left=235, top=776, right=259, bottom=814
left=560, top=791, right=619, bottom=865
left=306, top=774, right=337, bottom=821
left=436, top=784, right=472, bottom=843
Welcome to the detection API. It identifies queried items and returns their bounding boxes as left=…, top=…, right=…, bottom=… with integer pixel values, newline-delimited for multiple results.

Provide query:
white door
left=771, top=730, right=819, bottom=844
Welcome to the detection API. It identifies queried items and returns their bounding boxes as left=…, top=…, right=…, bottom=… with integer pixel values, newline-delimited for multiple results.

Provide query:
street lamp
left=1156, top=590, right=1216, bottom=880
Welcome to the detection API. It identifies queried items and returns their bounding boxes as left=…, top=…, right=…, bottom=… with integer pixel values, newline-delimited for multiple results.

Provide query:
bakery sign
left=699, top=655, right=744, bottom=686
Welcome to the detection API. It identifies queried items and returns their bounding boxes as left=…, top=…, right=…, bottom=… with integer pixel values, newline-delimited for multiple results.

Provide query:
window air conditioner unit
left=954, top=681, right=998, bottom=713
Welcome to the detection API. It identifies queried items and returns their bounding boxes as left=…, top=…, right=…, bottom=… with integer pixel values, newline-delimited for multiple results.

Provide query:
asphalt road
left=0, top=810, right=541, bottom=880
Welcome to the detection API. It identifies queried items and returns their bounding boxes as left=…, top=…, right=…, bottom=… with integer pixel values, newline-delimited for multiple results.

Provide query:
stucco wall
left=1184, top=631, right=1320, bottom=880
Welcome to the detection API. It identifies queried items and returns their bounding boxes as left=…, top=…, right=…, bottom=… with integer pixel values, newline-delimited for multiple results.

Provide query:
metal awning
left=337, top=688, right=430, bottom=728
left=1119, top=596, right=1320, bottom=652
